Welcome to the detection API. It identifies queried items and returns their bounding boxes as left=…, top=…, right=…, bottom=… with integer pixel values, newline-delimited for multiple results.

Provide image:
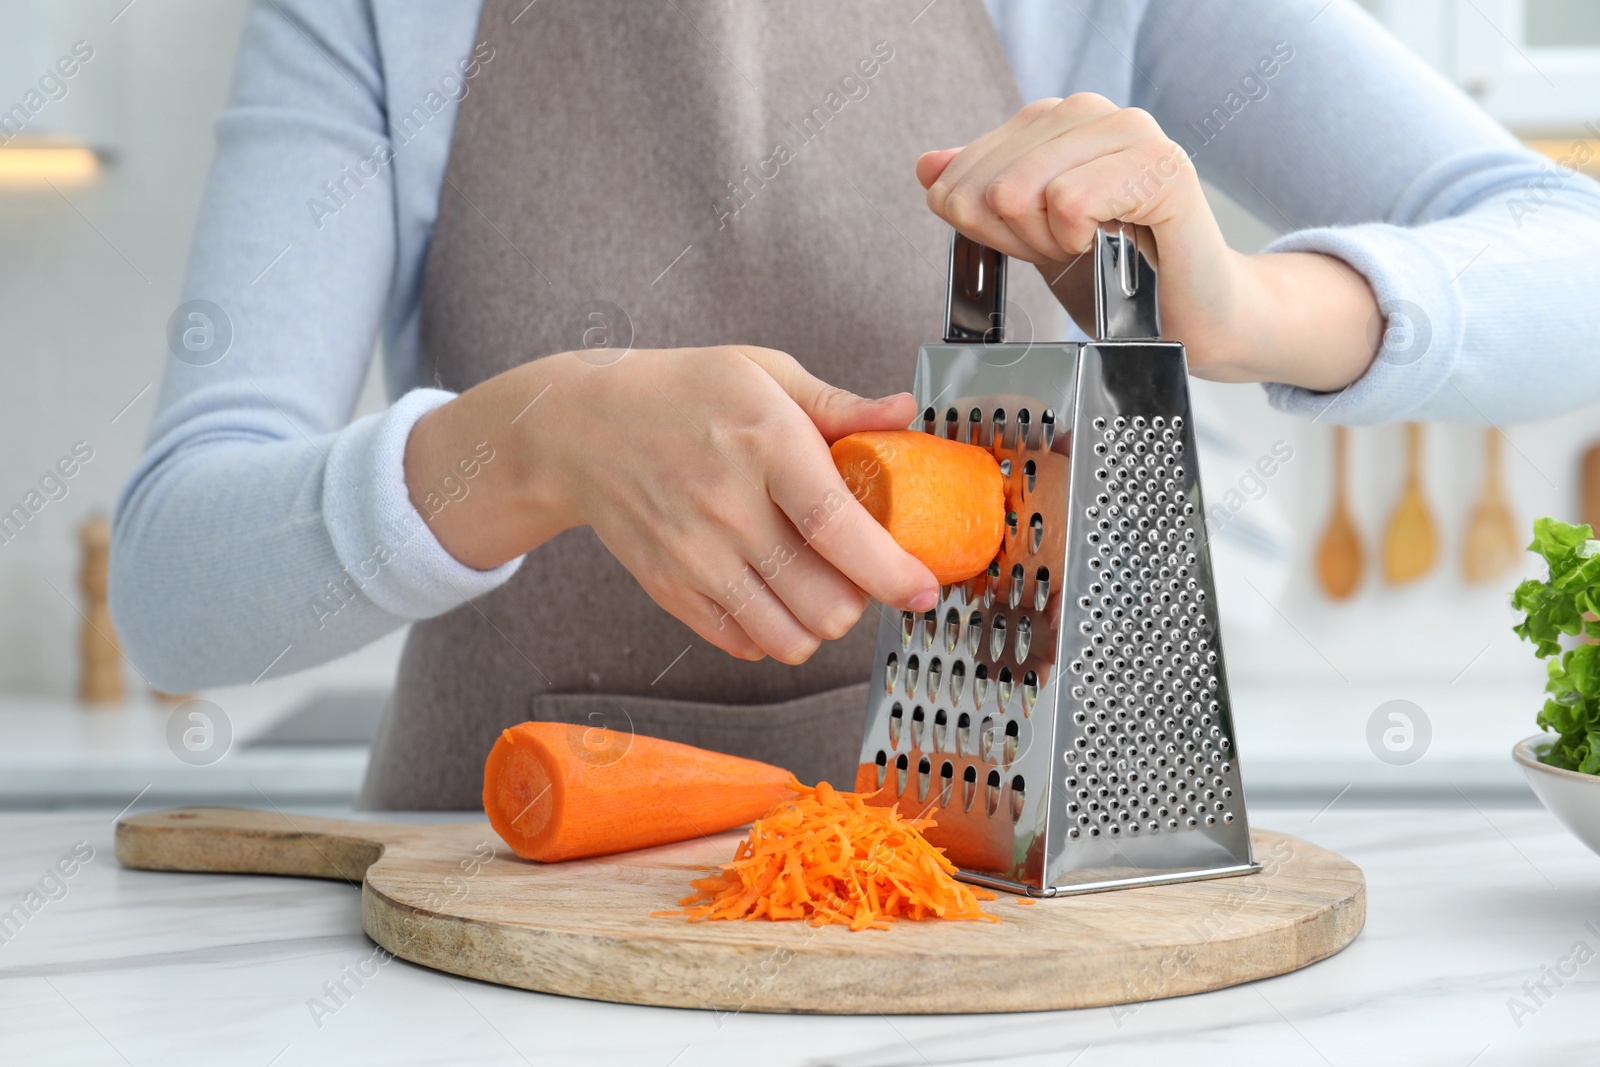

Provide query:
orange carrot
left=483, top=723, right=795, bottom=862
left=656, top=779, right=998, bottom=930
left=831, top=430, right=1005, bottom=584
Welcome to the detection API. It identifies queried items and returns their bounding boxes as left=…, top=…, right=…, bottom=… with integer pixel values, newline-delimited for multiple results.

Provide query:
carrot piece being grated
left=654, top=779, right=998, bottom=930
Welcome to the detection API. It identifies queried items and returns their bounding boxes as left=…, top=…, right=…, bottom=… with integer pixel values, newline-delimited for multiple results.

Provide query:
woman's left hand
left=918, top=95, right=1379, bottom=392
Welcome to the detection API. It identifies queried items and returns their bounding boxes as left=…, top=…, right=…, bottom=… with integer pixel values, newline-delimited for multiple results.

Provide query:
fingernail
left=909, top=588, right=939, bottom=612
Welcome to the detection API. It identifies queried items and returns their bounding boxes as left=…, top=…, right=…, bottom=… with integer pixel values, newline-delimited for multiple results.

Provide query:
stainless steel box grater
left=854, top=227, right=1260, bottom=897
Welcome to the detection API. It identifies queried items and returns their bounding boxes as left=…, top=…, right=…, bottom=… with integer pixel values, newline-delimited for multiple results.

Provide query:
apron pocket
left=525, top=682, right=870, bottom=788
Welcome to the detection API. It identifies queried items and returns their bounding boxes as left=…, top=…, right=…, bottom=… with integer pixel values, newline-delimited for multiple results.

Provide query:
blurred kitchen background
left=1, top=0, right=1597, bottom=809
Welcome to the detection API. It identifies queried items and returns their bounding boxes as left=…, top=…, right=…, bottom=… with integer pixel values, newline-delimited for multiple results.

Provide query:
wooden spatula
left=1463, top=429, right=1518, bottom=583
left=1382, top=422, right=1438, bottom=584
left=1316, top=426, right=1362, bottom=599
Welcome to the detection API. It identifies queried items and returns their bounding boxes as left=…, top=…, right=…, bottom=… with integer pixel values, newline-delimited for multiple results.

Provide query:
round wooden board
left=117, top=808, right=1364, bottom=1014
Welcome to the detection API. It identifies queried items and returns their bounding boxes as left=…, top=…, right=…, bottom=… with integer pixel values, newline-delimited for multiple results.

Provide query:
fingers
left=925, top=95, right=1113, bottom=250
left=922, top=95, right=1189, bottom=264
left=737, top=346, right=919, bottom=442
left=762, top=448, right=940, bottom=614
left=759, top=539, right=872, bottom=641
left=734, top=347, right=939, bottom=612
left=916, top=147, right=961, bottom=189
left=1044, top=150, right=1189, bottom=257
left=986, top=113, right=1180, bottom=260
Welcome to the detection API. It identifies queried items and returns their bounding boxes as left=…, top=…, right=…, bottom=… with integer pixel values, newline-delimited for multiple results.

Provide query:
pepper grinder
left=78, top=513, right=124, bottom=705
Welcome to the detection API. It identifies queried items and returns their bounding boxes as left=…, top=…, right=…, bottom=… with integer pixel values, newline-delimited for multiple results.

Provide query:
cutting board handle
left=116, top=808, right=421, bottom=883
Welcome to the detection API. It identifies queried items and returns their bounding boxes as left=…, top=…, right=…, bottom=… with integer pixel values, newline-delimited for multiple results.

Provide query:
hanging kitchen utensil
left=1316, top=426, right=1362, bottom=599
left=1463, top=428, right=1518, bottom=583
left=1381, top=422, right=1438, bottom=584
left=854, top=228, right=1259, bottom=897
left=1581, top=442, right=1600, bottom=534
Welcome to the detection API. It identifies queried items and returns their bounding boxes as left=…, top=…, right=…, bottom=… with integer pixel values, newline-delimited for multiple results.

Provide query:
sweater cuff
left=323, top=388, right=523, bottom=619
left=1258, top=223, right=1465, bottom=425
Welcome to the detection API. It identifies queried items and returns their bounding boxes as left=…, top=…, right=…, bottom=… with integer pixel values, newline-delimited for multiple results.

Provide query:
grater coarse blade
left=853, top=227, right=1261, bottom=897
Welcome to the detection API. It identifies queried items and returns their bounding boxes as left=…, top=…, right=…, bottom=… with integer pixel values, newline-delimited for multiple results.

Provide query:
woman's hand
left=404, top=346, right=940, bottom=664
left=918, top=94, right=1379, bottom=393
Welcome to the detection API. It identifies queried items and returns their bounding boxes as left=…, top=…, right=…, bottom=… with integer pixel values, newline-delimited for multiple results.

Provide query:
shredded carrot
left=655, top=779, right=998, bottom=930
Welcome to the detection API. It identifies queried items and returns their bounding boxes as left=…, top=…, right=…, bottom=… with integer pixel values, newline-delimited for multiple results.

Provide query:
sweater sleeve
left=1133, top=0, right=1600, bottom=425
left=109, top=0, right=518, bottom=692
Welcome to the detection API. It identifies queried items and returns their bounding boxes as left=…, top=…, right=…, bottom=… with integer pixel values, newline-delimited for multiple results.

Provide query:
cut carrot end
left=483, top=723, right=795, bottom=863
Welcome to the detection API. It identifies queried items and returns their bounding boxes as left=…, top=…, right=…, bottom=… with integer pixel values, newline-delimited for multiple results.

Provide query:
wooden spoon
left=1382, top=422, right=1438, bottom=584
left=1315, top=426, right=1362, bottom=599
left=1581, top=442, right=1600, bottom=534
left=1462, top=429, right=1518, bottom=583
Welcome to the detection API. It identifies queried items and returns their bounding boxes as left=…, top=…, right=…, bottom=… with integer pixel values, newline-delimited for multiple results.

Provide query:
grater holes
left=1024, top=459, right=1036, bottom=494
left=957, top=712, right=972, bottom=756
left=885, top=653, right=899, bottom=695
left=1009, top=564, right=1025, bottom=608
left=961, top=764, right=978, bottom=811
left=916, top=755, right=932, bottom=802
left=927, top=657, right=943, bottom=702
left=895, top=753, right=909, bottom=795
left=992, top=408, right=1007, bottom=450
left=900, top=611, right=914, bottom=649
left=974, top=663, right=990, bottom=707
left=933, top=708, right=949, bottom=752
left=998, top=666, right=1014, bottom=712
left=985, top=769, right=1002, bottom=817
left=873, top=749, right=887, bottom=789
left=968, top=407, right=983, bottom=445
left=949, top=660, right=966, bottom=706
left=944, top=607, right=961, bottom=653
left=889, top=702, right=904, bottom=749
left=922, top=609, right=938, bottom=649
left=1003, top=719, right=1019, bottom=768
left=939, top=760, right=955, bottom=807
left=1041, top=409, right=1056, bottom=449
left=1010, top=775, right=1026, bottom=821
left=911, top=705, right=926, bottom=750
left=906, top=654, right=921, bottom=697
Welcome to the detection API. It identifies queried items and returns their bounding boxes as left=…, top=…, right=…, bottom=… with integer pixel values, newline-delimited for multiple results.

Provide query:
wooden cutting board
left=116, top=808, right=1364, bottom=1014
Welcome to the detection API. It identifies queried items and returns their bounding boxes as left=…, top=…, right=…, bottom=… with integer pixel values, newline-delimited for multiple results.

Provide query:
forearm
left=403, top=355, right=584, bottom=571
left=1228, top=250, right=1380, bottom=392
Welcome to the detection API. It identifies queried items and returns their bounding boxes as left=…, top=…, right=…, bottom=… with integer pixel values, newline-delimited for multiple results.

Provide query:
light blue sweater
left=111, top=0, right=1600, bottom=690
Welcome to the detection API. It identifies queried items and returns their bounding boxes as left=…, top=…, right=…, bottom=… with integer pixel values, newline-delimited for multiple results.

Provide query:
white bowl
left=1514, top=734, right=1600, bottom=857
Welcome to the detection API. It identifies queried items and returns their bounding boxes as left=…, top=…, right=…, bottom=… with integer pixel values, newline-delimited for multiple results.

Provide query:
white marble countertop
left=3, top=800, right=1598, bottom=1066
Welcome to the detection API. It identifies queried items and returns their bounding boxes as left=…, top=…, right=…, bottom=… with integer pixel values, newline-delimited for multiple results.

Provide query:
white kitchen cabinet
left=1361, top=0, right=1600, bottom=130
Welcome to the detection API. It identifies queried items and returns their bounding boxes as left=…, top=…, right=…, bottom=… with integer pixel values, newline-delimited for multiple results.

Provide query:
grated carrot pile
left=655, top=779, right=998, bottom=931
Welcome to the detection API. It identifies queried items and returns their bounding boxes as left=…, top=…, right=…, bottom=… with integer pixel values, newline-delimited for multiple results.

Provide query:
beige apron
left=360, top=0, right=1046, bottom=809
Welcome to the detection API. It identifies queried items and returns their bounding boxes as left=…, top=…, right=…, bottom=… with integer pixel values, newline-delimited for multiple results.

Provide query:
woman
left=111, top=0, right=1600, bottom=807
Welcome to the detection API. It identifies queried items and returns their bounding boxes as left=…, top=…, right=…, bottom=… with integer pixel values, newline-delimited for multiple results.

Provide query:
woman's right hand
left=403, top=345, right=941, bottom=664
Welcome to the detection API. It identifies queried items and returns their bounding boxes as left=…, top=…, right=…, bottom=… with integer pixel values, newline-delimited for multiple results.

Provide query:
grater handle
left=940, top=225, right=1161, bottom=343
left=1092, top=224, right=1161, bottom=341
left=943, top=231, right=1007, bottom=342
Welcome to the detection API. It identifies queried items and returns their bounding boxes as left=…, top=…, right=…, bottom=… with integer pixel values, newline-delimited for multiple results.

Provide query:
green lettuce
left=1512, top=518, right=1600, bottom=773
